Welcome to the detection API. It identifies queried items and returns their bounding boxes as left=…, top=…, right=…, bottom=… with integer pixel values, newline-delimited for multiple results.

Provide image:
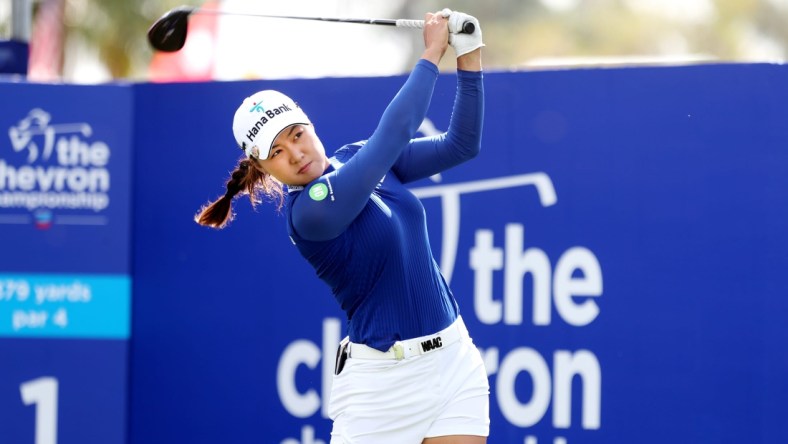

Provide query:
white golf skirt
left=328, top=316, right=490, bottom=443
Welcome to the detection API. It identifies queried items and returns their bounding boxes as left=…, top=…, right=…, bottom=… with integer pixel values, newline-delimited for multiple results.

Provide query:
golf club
left=148, top=6, right=476, bottom=52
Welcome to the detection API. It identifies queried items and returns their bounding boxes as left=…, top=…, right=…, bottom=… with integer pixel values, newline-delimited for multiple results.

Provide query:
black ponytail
left=195, top=157, right=285, bottom=229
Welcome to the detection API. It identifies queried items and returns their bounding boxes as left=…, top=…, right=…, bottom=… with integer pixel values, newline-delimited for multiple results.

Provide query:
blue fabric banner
left=2, top=63, right=787, bottom=444
left=0, top=83, right=132, bottom=444
left=128, top=64, right=788, bottom=444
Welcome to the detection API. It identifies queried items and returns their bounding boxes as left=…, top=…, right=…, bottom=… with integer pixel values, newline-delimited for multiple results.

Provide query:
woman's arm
left=457, top=47, right=482, bottom=72
left=392, top=47, right=484, bottom=183
left=290, top=13, right=449, bottom=242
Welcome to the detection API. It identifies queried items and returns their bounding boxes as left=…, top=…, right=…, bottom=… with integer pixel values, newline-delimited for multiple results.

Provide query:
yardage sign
left=0, top=83, right=132, bottom=444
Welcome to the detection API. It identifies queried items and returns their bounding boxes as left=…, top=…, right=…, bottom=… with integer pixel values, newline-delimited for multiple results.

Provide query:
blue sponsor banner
left=0, top=273, right=130, bottom=339
left=4, top=63, right=788, bottom=444
left=129, top=64, right=788, bottom=444
left=0, top=83, right=132, bottom=444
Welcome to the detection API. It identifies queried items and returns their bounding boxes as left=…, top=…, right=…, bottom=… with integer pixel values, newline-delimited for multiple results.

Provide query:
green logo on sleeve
left=309, top=183, right=329, bottom=201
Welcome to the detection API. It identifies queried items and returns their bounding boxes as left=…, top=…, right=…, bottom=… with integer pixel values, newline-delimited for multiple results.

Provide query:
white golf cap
left=232, top=90, right=310, bottom=159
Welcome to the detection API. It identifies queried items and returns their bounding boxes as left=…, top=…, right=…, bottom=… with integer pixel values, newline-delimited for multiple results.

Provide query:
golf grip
left=396, top=19, right=475, bottom=34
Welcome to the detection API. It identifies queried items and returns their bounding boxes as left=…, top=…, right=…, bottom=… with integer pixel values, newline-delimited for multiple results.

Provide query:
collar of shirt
left=286, top=157, right=340, bottom=194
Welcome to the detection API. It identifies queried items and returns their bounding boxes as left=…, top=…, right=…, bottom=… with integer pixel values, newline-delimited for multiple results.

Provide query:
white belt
left=348, top=316, right=468, bottom=361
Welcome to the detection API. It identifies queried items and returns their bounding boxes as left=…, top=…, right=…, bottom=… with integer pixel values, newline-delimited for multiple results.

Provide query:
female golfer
left=197, top=10, right=487, bottom=444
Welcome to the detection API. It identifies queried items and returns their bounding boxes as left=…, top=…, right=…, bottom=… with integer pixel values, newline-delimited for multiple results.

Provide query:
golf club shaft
left=183, top=6, right=473, bottom=33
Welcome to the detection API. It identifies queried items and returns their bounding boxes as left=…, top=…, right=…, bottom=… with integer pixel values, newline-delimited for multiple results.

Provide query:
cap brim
left=250, top=119, right=311, bottom=160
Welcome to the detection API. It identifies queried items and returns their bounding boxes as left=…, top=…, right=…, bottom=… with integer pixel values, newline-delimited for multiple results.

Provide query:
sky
left=213, top=0, right=414, bottom=80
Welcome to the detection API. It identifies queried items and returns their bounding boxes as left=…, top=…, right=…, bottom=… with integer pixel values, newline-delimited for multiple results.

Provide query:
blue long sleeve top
left=285, top=59, right=484, bottom=351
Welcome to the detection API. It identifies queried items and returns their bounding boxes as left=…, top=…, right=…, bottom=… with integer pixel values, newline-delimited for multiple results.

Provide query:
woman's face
left=256, top=124, right=329, bottom=186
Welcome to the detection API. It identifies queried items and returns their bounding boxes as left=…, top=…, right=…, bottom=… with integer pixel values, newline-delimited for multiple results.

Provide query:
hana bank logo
left=412, top=119, right=557, bottom=284
left=250, top=102, right=265, bottom=113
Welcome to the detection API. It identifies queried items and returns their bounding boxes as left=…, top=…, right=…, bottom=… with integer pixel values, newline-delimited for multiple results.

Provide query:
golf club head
left=147, top=6, right=194, bottom=52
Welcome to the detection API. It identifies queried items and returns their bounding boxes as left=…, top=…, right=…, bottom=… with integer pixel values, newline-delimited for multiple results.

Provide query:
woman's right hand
left=421, top=11, right=449, bottom=65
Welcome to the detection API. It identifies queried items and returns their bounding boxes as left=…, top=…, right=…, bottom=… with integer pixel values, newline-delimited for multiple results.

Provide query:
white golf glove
left=441, top=8, right=484, bottom=57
